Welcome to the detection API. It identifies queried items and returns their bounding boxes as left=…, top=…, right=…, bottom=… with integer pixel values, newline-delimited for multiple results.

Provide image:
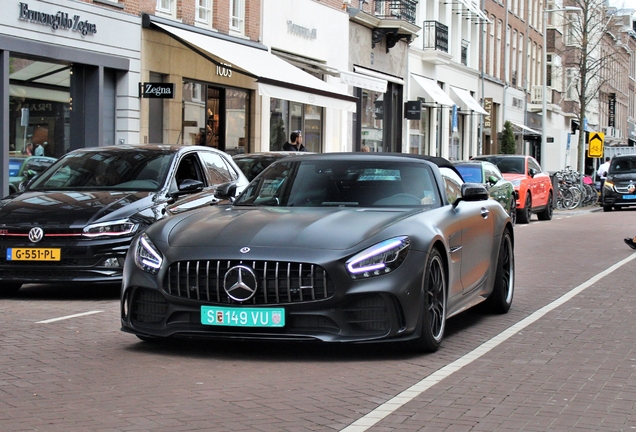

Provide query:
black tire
left=0, top=283, right=22, bottom=297
left=537, top=192, right=553, bottom=221
left=509, top=198, right=517, bottom=225
left=603, top=205, right=612, bottom=212
left=485, top=230, right=514, bottom=313
left=517, top=193, right=532, bottom=224
left=410, top=249, right=446, bottom=353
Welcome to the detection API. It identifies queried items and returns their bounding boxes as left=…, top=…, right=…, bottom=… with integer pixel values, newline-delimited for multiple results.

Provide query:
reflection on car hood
left=501, top=173, right=526, bottom=181
left=166, top=207, right=417, bottom=250
left=609, top=173, right=636, bottom=180
left=0, top=190, right=156, bottom=226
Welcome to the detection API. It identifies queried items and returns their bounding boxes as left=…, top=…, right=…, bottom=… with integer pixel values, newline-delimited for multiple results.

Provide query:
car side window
left=439, top=167, right=463, bottom=204
left=528, top=158, right=542, bottom=173
left=199, top=152, right=233, bottom=184
left=484, top=163, right=501, bottom=182
left=175, top=155, right=205, bottom=185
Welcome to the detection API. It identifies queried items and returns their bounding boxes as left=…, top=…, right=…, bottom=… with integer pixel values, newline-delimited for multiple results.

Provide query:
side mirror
left=487, top=175, right=498, bottom=186
left=528, top=168, right=537, bottom=178
left=174, top=179, right=204, bottom=195
left=215, top=183, right=237, bottom=202
left=453, top=183, right=489, bottom=207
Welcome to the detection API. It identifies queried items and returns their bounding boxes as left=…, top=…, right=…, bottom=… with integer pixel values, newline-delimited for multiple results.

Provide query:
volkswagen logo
left=223, top=265, right=258, bottom=302
left=28, top=227, right=44, bottom=243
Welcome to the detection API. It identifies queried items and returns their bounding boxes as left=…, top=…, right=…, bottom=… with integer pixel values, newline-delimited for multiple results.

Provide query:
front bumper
left=0, top=236, right=133, bottom=284
left=120, top=250, right=428, bottom=344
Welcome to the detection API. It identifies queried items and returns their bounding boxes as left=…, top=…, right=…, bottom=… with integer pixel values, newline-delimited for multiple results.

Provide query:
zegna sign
left=18, top=2, right=97, bottom=36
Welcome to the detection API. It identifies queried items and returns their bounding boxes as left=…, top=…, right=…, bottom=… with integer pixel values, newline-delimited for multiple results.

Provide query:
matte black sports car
left=0, top=144, right=248, bottom=296
left=121, top=153, right=514, bottom=352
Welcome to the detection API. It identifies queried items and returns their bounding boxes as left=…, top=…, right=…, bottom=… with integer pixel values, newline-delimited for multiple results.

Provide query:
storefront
left=0, top=0, right=140, bottom=195
left=141, top=10, right=356, bottom=155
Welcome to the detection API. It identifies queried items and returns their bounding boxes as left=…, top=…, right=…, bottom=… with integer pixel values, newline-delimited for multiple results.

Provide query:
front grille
left=615, top=184, right=636, bottom=193
left=343, top=294, right=390, bottom=333
left=166, top=260, right=335, bottom=305
left=131, top=288, right=168, bottom=324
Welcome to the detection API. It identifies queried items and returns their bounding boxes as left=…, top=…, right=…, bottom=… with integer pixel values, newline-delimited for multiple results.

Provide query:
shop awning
left=410, top=75, right=455, bottom=107
left=510, top=121, right=541, bottom=136
left=339, top=71, right=388, bottom=93
left=450, top=86, right=488, bottom=115
left=152, top=22, right=357, bottom=112
left=453, top=0, right=491, bottom=23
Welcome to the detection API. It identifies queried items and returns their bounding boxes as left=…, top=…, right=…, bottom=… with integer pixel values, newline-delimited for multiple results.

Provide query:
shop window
left=8, top=56, right=70, bottom=158
left=269, top=99, right=323, bottom=152
left=182, top=80, right=249, bottom=154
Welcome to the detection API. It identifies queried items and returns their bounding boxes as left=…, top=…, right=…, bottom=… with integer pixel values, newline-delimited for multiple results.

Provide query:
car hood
left=608, top=173, right=636, bottom=181
left=501, top=173, right=527, bottom=182
left=0, top=190, right=157, bottom=226
left=166, top=206, right=419, bottom=251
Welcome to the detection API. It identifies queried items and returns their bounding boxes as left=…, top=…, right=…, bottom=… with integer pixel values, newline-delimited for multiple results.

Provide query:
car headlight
left=83, top=219, right=138, bottom=238
left=604, top=180, right=614, bottom=190
left=346, top=236, right=410, bottom=279
left=134, top=233, right=163, bottom=274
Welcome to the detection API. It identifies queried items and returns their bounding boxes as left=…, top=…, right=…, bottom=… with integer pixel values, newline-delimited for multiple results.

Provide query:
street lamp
left=541, top=6, right=581, bottom=168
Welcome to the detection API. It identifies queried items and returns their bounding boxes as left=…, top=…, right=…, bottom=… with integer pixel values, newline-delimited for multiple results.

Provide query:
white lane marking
left=36, top=310, right=104, bottom=324
left=341, top=253, right=636, bottom=432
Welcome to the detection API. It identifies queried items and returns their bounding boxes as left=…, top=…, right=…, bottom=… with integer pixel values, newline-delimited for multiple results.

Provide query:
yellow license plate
left=7, top=248, right=61, bottom=261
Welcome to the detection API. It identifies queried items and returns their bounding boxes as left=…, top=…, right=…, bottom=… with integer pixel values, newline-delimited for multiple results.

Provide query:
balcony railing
left=374, top=0, right=418, bottom=24
left=531, top=85, right=552, bottom=104
left=423, top=21, right=448, bottom=53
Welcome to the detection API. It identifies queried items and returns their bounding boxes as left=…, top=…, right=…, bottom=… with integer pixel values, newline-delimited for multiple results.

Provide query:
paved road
left=1, top=206, right=635, bottom=431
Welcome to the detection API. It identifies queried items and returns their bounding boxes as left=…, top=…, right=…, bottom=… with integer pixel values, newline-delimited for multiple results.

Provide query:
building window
left=461, top=40, right=469, bottom=66
left=196, top=0, right=212, bottom=25
left=230, top=0, right=245, bottom=34
left=156, top=0, right=173, bottom=14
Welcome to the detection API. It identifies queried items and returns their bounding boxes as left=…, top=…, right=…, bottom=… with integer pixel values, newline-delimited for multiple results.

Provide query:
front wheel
left=603, top=205, right=613, bottom=212
left=485, top=230, right=514, bottom=313
left=410, top=249, right=447, bottom=353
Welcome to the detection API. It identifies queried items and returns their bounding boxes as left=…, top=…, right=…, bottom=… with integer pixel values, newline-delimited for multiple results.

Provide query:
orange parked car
left=473, top=155, right=553, bottom=224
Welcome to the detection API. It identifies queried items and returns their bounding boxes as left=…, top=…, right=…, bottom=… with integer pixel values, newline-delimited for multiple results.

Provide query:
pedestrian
left=361, top=145, right=370, bottom=152
left=34, top=143, right=44, bottom=156
left=625, top=236, right=636, bottom=250
left=23, top=142, right=33, bottom=155
left=283, top=130, right=306, bottom=152
left=597, top=156, right=610, bottom=199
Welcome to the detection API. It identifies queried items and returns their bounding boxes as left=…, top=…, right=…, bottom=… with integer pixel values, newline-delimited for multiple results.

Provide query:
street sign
left=588, top=131, right=604, bottom=158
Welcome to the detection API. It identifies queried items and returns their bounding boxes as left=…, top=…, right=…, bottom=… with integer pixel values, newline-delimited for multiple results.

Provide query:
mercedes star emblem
left=223, top=265, right=258, bottom=302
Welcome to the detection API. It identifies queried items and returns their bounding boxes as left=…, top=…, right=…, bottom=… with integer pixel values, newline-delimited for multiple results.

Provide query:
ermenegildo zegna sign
left=18, top=2, right=98, bottom=36
left=139, top=83, right=175, bottom=99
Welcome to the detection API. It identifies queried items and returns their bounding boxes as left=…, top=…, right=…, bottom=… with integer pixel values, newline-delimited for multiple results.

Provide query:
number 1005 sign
left=201, top=306, right=285, bottom=328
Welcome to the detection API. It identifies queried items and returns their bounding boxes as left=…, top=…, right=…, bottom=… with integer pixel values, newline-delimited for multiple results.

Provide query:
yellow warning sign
left=588, top=132, right=604, bottom=158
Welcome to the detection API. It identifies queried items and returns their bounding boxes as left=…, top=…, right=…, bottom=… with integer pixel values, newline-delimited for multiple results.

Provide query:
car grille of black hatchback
left=166, top=260, right=335, bottom=305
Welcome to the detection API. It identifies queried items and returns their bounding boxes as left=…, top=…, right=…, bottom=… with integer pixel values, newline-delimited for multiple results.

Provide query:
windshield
left=9, top=158, right=24, bottom=177
left=28, top=149, right=174, bottom=191
left=235, top=159, right=440, bottom=208
left=234, top=156, right=280, bottom=181
left=609, top=157, right=636, bottom=174
left=476, top=156, right=525, bottom=175
left=455, top=165, right=483, bottom=183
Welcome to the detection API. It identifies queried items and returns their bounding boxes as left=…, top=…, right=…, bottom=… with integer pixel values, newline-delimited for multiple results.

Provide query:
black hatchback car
left=602, top=154, right=636, bottom=211
left=0, top=144, right=248, bottom=296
